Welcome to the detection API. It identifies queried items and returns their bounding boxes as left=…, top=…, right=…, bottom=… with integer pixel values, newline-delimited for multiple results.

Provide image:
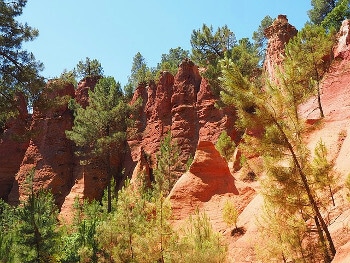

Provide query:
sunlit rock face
left=128, top=59, right=237, bottom=178
left=169, top=141, right=239, bottom=221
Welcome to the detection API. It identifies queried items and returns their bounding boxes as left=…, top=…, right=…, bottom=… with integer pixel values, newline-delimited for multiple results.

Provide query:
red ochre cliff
left=129, top=59, right=237, bottom=171
left=0, top=60, right=237, bottom=218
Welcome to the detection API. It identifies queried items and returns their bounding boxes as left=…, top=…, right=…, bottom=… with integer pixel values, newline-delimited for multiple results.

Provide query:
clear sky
left=19, top=1, right=311, bottom=86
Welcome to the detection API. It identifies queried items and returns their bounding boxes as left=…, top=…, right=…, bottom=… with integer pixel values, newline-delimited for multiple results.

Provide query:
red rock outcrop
left=74, top=76, right=100, bottom=108
left=0, top=93, right=30, bottom=201
left=8, top=81, right=75, bottom=207
left=2, top=59, right=237, bottom=221
left=170, top=59, right=201, bottom=165
left=264, top=15, right=297, bottom=80
left=128, top=59, right=237, bottom=177
left=169, top=141, right=239, bottom=220
left=300, top=19, right=350, bottom=122
left=197, top=77, right=237, bottom=142
left=334, top=19, right=350, bottom=59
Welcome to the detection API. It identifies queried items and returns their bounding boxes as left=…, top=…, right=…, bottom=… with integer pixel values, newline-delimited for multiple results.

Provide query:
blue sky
left=19, top=1, right=311, bottom=86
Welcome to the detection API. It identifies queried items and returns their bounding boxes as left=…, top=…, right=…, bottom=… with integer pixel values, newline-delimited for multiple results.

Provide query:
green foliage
left=215, top=131, right=236, bottom=162
left=66, top=76, right=135, bottom=212
left=252, top=15, right=273, bottom=63
left=172, top=210, right=227, bottom=263
left=310, top=140, right=337, bottom=206
left=155, top=131, right=182, bottom=195
left=75, top=57, right=103, bottom=79
left=123, top=82, right=134, bottom=101
left=283, top=23, right=335, bottom=118
left=229, top=38, right=260, bottom=79
left=96, top=178, right=174, bottom=263
left=66, top=76, right=131, bottom=156
left=190, top=24, right=236, bottom=98
left=128, top=52, right=155, bottom=89
left=0, top=0, right=45, bottom=124
left=308, top=0, right=350, bottom=31
left=256, top=203, right=319, bottom=262
left=60, top=199, right=102, bottom=263
left=0, top=199, right=16, bottom=263
left=222, top=200, right=238, bottom=229
left=107, top=180, right=145, bottom=261
left=322, top=0, right=350, bottom=31
left=191, top=24, right=236, bottom=66
left=220, top=51, right=337, bottom=261
left=157, top=47, right=189, bottom=76
left=59, top=69, right=77, bottom=87
left=308, top=0, right=337, bottom=24
left=16, top=171, right=60, bottom=263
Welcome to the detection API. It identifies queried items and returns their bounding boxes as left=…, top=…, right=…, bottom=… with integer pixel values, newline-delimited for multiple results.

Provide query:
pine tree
left=0, top=0, right=45, bottom=125
left=252, top=15, right=274, bottom=63
left=229, top=38, right=260, bottom=79
left=283, top=23, right=335, bottom=118
left=215, top=131, right=236, bottom=162
left=96, top=179, right=158, bottom=262
left=173, top=210, right=227, bottom=263
left=190, top=24, right=236, bottom=66
left=66, top=76, right=134, bottom=212
left=155, top=131, right=182, bottom=195
left=222, top=199, right=239, bottom=230
left=75, top=57, right=103, bottom=80
left=308, top=0, right=338, bottom=25
left=0, top=199, right=16, bottom=263
left=128, top=52, right=155, bottom=90
left=190, top=24, right=236, bottom=98
left=220, top=56, right=336, bottom=261
left=321, top=0, right=350, bottom=30
left=60, top=198, right=103, bottom=263
left=16, top=171, right=60, bottom=263
left=156, top=47, right=189, bottom=76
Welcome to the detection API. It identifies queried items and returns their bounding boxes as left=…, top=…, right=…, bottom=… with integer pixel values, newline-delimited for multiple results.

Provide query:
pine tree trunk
left=317, top=84, right=324, bottom=118
left=273, top=119, right=336, bottom=259
left=315, top=215, right=332, bottom=263
left=106, top=124, right=112, bottom=213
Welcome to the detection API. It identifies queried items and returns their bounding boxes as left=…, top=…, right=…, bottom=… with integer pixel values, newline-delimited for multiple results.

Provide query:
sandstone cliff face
left=263, top=14, right=297, bottom=80
left=169, top=141, right=239, bottom=221
left=129, top=59, right=237, bottom=174
left=8, top=82, right=75, bottom=207
left=0, top=93, right=30, bottom=201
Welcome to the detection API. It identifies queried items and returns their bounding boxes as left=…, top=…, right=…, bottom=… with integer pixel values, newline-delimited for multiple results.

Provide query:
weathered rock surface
left=129, top=59, right=237, bottom=176
left=264, top=14, right=297, bottom=80
left=170, top=59, right=201, bottom=165
left=8, top=81, right=75, bottom=207
left=334, top=19, right=350, bottom=60
left=169, top=141, right=239, bottom=221
left=0, top=93, right=30, bottom=201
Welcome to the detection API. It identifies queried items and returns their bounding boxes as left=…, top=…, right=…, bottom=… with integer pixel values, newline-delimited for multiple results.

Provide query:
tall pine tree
left=283, top=23, right=335, bottom=118
left=0, top=0, right=44, bottom=126
left=66, top=76, right=135, bottom=212
left=220, top=56, right=336, bottom=262
left=16, top=171, right=59, bottom=263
